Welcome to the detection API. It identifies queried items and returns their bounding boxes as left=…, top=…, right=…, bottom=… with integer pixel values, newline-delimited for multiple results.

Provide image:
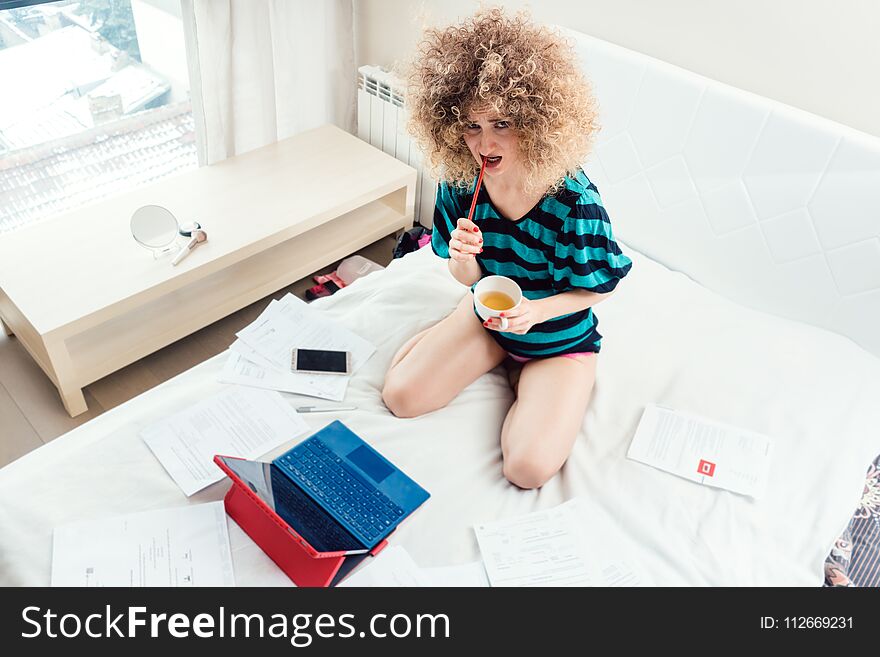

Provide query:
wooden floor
left=0, top=234, right=399, bottom=469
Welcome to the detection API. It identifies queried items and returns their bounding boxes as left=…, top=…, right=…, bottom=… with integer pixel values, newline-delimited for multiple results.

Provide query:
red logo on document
left=697, top=459, right=716, bottom=477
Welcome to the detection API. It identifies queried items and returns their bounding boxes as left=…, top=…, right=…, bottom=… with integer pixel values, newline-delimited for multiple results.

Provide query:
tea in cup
left=474, top=275, right=522, bottom=330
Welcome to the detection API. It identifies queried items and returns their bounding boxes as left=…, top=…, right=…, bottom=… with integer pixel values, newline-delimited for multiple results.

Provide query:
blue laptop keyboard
left=269, top=466, right=363, bottom=552
left=279, top=439, right=405, bottom=545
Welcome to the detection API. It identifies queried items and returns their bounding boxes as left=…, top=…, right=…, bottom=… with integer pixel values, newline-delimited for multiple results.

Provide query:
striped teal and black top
left=431, top=169, right=633, bottom=358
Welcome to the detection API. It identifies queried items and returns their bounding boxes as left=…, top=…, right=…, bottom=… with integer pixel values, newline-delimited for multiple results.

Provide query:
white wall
left=354, top=0, right=880, bottom=138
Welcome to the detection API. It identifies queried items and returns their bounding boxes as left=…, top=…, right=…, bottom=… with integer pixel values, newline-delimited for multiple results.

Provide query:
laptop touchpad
left=346, top=445, right=393, bottom=483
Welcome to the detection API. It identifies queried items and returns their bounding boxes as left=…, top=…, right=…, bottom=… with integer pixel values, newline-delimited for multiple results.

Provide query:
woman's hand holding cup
left=474, top=275, right=523, bottom=331
left=449, top=218, right=483, bottom=262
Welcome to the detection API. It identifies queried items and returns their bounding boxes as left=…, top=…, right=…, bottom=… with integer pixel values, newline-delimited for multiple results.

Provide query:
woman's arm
left=448, top=257, right=482, bottom=287
left=484, top=287, right=614, bottom=334
left=534, top=288, right=614, bottom=322
left=445, top=216, right=483, bottom=287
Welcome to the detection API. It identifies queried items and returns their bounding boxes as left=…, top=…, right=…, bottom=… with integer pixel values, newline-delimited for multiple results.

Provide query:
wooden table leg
left=45, top=337, right=89, bottom=417
left=0, top=317, right=12, bottom=337
left=59, top=385, right=88, bottom=417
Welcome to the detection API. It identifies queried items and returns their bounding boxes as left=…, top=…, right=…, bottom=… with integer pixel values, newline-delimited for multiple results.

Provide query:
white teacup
left=474, top=275, right=523, bottom=330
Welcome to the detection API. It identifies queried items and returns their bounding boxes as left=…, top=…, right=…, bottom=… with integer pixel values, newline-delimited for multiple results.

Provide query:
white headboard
left=564, top=29, right=880, bottom=358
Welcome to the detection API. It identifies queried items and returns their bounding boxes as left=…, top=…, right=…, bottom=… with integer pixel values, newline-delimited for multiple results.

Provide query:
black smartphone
left=291, top=348, right=352, bottom=375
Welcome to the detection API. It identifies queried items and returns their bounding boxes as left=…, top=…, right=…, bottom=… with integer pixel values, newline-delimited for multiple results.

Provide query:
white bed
left=2, top=30, right=880, bottom=587
left=1, top=243, right=879, bottom=586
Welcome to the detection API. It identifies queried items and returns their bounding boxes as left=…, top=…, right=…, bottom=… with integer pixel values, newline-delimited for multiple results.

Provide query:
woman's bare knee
left=382, top=375, right=436, bottom=418
left=382, top=377, right=414, bottom=418
left=500, top=411, right=572, bottom=489
left=499, top=356, right=595, bottom=489
left=382, top=292, right=505, bottom=418
left=502, top=448, right=563, bottom=489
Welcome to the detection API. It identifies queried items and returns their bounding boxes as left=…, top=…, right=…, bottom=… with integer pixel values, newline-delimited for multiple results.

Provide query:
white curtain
left=181, top=0, right=356, bottom=165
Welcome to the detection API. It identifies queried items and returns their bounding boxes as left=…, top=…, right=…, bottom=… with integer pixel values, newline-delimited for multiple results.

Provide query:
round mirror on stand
left=130, top=205, right=181, bottom=258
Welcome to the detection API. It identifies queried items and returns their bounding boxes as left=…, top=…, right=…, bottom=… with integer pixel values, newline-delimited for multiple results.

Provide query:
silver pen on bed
left=295, top=405, right=358, bottom=413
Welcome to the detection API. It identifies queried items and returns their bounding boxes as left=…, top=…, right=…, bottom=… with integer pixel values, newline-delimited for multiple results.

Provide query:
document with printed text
left=222, top=294, right=375, bottom=400
left=52, top=502, right=234, bottom=587
left=474, top=499, right=646, bottom=587
left=627, top=404, right=773, bottom=498
left=220, top=350, right=348, bottom=401
left=141, top=386, right=308, bottom=496
left=235, top=295, right=375, bottom=375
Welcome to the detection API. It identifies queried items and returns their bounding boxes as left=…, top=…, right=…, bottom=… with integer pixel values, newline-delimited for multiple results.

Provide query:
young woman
left=382, top=8, right=632, bottom=489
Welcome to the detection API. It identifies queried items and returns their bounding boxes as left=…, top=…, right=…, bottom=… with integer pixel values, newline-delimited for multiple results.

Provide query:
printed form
left=474, top=499, right=646, bottom=587
left=220, top=351, right=348, bottom=401
left=627, top=404, right=773, bottom=498
left=141, top=386, right=308, bottom=496
left=52, top=502, right=234, bottom=587
left=236, top=295, right=375, bottom=373
left=221, top=295, right=375, bottom=401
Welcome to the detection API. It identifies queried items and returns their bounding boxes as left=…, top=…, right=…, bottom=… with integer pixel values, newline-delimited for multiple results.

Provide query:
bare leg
left=382, top=292, right=507, bottom=417
left=387, top=326, right=432, bottom=372
left=500, top=354, right=597, bottom=489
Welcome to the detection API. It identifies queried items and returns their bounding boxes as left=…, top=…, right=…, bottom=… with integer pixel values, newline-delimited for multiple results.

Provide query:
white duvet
left=1, top=244, right=878, bottom=586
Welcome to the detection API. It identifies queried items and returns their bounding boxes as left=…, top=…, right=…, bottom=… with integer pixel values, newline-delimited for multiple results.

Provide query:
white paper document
left=141, top=386, right=308, bottom=496
left=339, top=546, right=490, bottom=587
left=235, top=294, right=375, bottom=374
left=52, top=502, right=234, bottom=587
left=421, top=561, right=490, bottom=587
left=220, top=350, right=348, bottom=402
left=229, top=338, right=284, bottom=372
left=599, top=561, right=642, bottom=587
left=627, top=404, right=773, bottom=498
left=474, top=504, right=594, bottom=586
left=339, top=546, right=430, bottom=587
left=222, top=294, right=375, bottom=400
left=474, top=499, right=646, bottom=587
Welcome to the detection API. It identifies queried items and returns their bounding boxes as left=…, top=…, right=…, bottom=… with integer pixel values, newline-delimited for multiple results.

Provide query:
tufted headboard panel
left=563, top=29, right=880, bottom=358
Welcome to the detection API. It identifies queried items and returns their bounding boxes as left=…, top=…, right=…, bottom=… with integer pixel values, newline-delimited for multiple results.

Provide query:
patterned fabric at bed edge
left=824, top=453, right=880, bottom=587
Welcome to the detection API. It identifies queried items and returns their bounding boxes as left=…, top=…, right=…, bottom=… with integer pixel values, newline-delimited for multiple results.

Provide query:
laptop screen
left=217, top=455, right=366, bottom=554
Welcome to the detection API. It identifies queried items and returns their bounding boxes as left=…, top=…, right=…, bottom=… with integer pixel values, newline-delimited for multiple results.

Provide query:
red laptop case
left=214, top=454, right=388, bottom=587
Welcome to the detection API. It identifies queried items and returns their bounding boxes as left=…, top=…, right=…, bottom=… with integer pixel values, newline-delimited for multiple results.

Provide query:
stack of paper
left=219, top=293, right=376, bottom=401
left=52, top=502, right=235, bottom=587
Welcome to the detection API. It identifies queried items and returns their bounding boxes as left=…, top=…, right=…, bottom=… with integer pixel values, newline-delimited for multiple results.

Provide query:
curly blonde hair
left=405, top=6, right=600, bottom=198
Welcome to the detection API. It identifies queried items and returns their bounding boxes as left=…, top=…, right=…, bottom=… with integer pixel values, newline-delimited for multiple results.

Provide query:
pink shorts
left=508, top=352, right=596, bottom=364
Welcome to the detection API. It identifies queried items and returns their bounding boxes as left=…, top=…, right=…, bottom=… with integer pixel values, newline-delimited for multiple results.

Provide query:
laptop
left=216, top=420, right=429, bottom=554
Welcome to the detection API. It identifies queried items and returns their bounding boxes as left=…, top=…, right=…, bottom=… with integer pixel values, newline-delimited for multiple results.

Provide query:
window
left=0, top=0, right=197, bottom=233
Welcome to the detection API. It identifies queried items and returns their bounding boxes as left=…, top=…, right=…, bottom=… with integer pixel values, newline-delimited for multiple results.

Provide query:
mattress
left=1, top=244, right=878, bottom=586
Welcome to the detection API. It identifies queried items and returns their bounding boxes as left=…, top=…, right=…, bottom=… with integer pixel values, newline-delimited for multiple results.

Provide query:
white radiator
left=357, top=65, right=436, bottom=228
